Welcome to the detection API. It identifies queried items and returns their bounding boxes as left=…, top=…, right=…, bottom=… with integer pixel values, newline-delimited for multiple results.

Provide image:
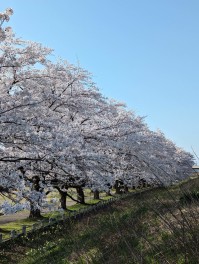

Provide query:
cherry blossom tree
left=0, top=8, right=195, bottom=218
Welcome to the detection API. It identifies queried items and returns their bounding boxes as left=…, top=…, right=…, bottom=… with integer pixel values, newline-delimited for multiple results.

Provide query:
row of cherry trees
left=0, top=9, right=194, bottom=217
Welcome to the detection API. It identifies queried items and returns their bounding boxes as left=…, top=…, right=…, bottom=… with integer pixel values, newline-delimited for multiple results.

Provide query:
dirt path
left=0, top=211, right=29, bottom=225
left=0, top=200, right=76, bottom=225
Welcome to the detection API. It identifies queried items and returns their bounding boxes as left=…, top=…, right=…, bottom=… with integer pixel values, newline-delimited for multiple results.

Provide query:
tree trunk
left=53, top=186, right=68, bottom=210
left=29, top=202, right=42, bottom=218
left=76, top=187, right=85, bottom=204
left=29, top=176, right=42, bottom=218
left=106, top=190, right=112, bottom=196
left=115, top=185, right=121, bottom=194
left=124, top=186, right=129, bottom=193
left=60, top=191, right=67, bottom=210
left=114, top=180, right=122, bottom=194
left=94, top=190, right=100, bottom=199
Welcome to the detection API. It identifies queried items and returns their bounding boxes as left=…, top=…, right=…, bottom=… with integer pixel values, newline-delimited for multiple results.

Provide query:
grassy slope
left=0, top=199, right=103, bottom=241
left=1, top=177, right=199, bottom=264
left=0, top=189, right=109, bottom=240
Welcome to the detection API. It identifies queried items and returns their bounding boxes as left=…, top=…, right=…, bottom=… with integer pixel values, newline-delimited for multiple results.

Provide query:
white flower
left=5, top=26, right=12, bottom=32
left=3, top=14, right=10, bottom=22
left=0, top=28, right=6, bottom=41
left=5, top=8, right=14, bottom=16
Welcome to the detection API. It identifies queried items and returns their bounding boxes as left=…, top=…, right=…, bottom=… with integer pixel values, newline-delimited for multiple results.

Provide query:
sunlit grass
left=2, top=178, right=199, bottom=263
left=0, top=195, right=113, bottom=241
left=19, top=177, right=199, bottom=264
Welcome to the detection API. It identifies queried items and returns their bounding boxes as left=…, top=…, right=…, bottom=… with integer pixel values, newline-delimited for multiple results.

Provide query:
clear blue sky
left=1, top=0, right=199, bottom=158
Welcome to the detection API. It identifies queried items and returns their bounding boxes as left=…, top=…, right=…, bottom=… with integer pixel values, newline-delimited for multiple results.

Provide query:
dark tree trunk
left=114, top=180, right=122, bottom=194
left=29, top=203, right=42, bottom=218
left=53, top=186, right=68, bottom=210
left=94, top=190, right=100, bottom=199
left=106, top=190, right=112, bottom=196
left=124, top=186, right=129, bottom=193
left=76, top=187, right=85, bottom=204
left=114, top=180, right=123, bottom=194
left=60, top=191, right=67, bottom=210
left=115, top=185, right=121, bottom=194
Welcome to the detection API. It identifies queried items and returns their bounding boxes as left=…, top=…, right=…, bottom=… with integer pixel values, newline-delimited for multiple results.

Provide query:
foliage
left=180, top=191, right=199, bottom=203
left=0, top=7, right=195, bottom=219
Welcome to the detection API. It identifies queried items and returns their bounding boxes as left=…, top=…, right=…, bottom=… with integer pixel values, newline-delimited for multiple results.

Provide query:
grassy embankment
left=0, top=189, right=109, bottom=240
left=0, top=176, right=199, bottom=264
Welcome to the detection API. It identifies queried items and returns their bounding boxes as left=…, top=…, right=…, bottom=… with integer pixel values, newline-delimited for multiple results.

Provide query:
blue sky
left=1, top=0, right=199, bottom=158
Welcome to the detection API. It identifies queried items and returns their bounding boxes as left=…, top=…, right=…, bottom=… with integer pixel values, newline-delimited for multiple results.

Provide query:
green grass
left=1, top=178, right=199, bottom=263
left=98, top=195, right=112, bottom=200
left=0, top=215, right=55, bottom=240
left=0, top=195, right=112, bottom=241
left=0, top=218, right=38, bottom=239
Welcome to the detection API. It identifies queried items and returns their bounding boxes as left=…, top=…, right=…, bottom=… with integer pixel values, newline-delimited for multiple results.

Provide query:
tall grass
left=1, top=176, right=199, bottom=263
